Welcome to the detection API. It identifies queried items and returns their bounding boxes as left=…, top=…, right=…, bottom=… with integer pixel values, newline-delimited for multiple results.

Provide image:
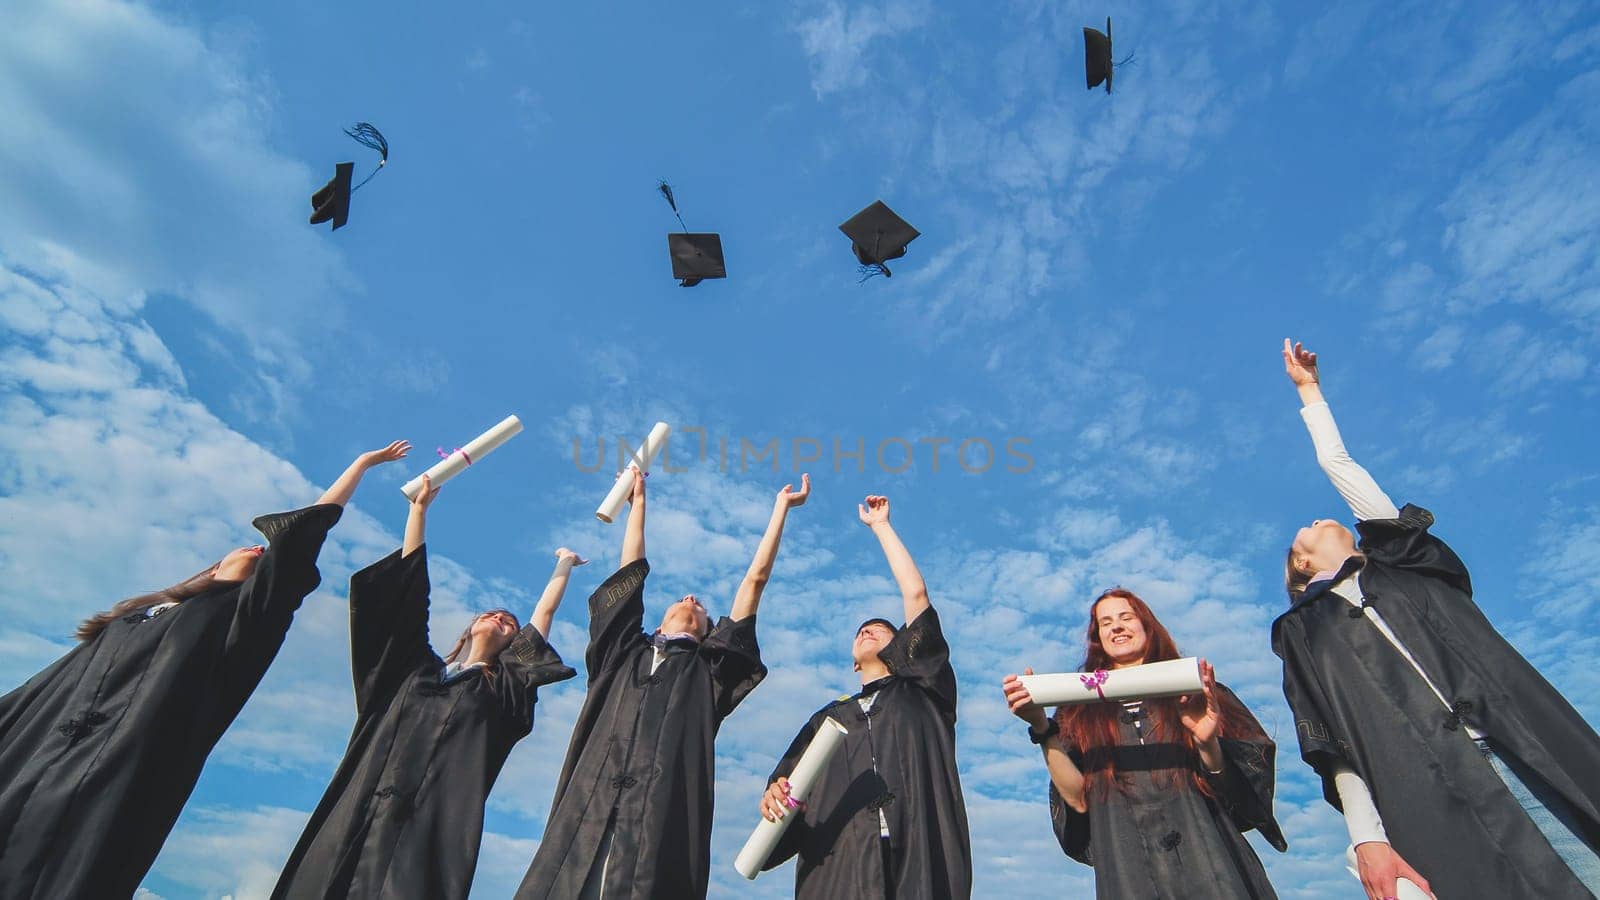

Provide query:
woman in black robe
left=1274, top=339, right=1600, bottom=900
left=1003, top=588, right=1286, bottom=900
left=0, top=439, right=409, bottom=900
left=271, top=474, right=580, bottom=900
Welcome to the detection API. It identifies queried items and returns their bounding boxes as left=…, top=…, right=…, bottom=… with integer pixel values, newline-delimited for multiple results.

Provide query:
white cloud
left=0, top=0, right=352, bottom=369
left=793, top=0, right=929, bottom=99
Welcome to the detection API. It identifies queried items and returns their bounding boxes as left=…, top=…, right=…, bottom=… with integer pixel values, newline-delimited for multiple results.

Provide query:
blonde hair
left=1284, top=546, right=1313, bottom=602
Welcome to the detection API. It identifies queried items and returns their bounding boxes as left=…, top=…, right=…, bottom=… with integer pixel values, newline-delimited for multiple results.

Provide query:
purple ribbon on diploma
left=1080, top=669, right=1110, bottom=701
left=437, top=447, right=473, bottom=465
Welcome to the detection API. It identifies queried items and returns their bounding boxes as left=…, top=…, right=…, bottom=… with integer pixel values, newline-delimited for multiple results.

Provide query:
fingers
left=1395, top=858, right=1430, bottom=896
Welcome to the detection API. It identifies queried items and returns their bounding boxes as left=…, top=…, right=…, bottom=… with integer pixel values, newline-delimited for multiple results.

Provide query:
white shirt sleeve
left=1331, top=760, right=1390, bottom=847
left=1300, top=401, right=1401, bottom=522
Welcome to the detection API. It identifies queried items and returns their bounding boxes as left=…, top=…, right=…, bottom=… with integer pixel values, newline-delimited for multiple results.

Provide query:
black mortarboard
left=309, top=162, right=354, bottom=231
left=1084, top=18, right=1114, bottom=93
left=667, top=233, right=726, bottom=287
left=839, top=200, right=919, bottom=280
left=658, top=181, right=725, bottom=287
left=310, top=122, right=389, bottom=232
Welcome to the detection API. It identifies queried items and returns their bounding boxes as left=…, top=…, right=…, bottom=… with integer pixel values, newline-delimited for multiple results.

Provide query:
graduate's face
left=469, top=610, right=519, bottom=654
left=214, top=545, right=265, bottom=582
left=852, top=623, right=895, bottom=668
left=659, top=594, right=709, bottom=640
left=1291, top=519, right=1357, bottom=573
left=1095, top=596, right=1148, bottom=667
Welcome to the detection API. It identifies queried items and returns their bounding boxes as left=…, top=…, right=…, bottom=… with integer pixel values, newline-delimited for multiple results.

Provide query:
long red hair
left=1054, top=588, right=1221, bottom=799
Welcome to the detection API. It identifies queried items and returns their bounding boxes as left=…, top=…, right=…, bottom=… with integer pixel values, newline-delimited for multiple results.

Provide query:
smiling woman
left=0, top=440, right=406, bottom=900
left=1002, top=588, right=1286, bottom=900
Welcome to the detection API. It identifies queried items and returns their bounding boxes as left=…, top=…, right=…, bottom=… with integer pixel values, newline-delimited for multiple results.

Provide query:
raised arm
left=729, top=474, right=810, bottom=622
left=531, top=548, right=588, bottom=637
left=318, top=440, right=412, bottom=508
left=402, top=473, right=438, bottom=558
left=1282, top=339, right=1400, bottom=521
left=620, top=466, right=646, bottom=566
left=858, top=495, right=930, bottom=624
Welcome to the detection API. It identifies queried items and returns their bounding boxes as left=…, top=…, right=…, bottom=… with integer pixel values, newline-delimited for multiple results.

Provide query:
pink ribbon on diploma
left=1080, top=669, right=1110, bottom=701
left=437, top=447, right=473, bottom=465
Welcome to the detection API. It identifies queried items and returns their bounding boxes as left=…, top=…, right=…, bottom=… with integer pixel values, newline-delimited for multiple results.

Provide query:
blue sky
left=3, top=0, right=1599, bottom=897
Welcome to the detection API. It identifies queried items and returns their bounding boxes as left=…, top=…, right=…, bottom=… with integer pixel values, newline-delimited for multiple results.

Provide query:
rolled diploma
left=401, top=415, right=523, bottom=500
left=595, top=421, right=671, bottom=523
left=1019, top=657, right=1202, bottom=706
left=1344, top=845, right=1435, bottom=899
left=733, top=717, right=849, bottom=880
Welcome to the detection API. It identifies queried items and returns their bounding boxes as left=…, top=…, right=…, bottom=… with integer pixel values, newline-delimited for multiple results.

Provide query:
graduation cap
left=1084, top=18, right=1131, bottom=93
left=839, top=200, right=919, bottom=280
left=310, top=122, right=389, bottom=231
left=658, top=181, right=725, bottom=287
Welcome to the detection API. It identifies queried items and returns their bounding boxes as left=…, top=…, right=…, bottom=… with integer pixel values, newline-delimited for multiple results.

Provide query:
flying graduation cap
left=839, top=200, right=919, bottom=280
left=659, top=181, right=725, bottom=287
left=310, top=123, right=389, bottom=231
left=1084, top=18, right=1118, bottom=93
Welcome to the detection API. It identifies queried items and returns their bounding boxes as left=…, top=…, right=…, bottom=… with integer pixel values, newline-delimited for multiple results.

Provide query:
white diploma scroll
left=733, top=717, right=849, bottom=880
left=595, top=421, right=671, bottom=524
left=1019, top=657, right=1203, bottom=707
left=401, top=415, right=523, bottom=501
left=1345, top=845, right=1436, bottom=899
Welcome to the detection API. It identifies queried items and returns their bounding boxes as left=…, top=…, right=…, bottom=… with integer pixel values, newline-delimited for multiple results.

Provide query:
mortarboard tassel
left=856, top=229, right=891, bottom=281
left=344, top=122, right=390, bottom=192
left=658, top=180, right=689, bottom=232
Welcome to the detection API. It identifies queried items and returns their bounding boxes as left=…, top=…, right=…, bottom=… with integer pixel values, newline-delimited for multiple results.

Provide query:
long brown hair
left=441, top=608, right=519, bottom=687
left=1055, top=588, right=1222, bottom=799
left=76, top=560, right=228, bottom=642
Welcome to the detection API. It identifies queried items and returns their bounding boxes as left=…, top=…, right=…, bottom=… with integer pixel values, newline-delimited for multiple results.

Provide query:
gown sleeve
left=1272, top=612, right=1358, bottom=809
left=585, top=559, right=650, bottom=678
left=348, top=546, right=434, bottom=713
left=877, top=606, right=958, bottom=724
left=1203, top=684, right=1288, bottom=851
left=1048, top=747, right=1093, bottom=866
left=492, top=625, right=578, bottom=729
left=701, top=614, right=767, bottom=723
left=1355, top=504, right=1473, bottom=594
left=227, top=503, right=343, bottom=659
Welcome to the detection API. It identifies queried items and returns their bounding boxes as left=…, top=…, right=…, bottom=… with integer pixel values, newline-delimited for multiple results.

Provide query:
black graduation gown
left=1047, top=684, right=1286, bottom=900
left=1272, top=504, right=1600, bottom=899
left=272, top=546, right=576, bottom=900
left=0, top=503, right=341, bottom=900
left=763, top=607, right=972, bottom=900
left=515, top=558, right=766, bottom=900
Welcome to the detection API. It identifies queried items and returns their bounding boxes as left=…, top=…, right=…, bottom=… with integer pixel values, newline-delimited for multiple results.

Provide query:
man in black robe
left=272, top=475, right=579, bottom=899
left=1274, top=505, right=1600, bottom=898
left=516, top=469, right=809, bottom=900
left=760, top=494, right=971, bottom=899
left=0, top=442, right=406, bottom=900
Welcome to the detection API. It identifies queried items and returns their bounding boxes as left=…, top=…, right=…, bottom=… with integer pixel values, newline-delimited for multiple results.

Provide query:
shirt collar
left=441, top=660, right=487, bottom=684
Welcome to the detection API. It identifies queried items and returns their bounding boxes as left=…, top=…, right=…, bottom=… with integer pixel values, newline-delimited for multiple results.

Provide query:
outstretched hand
left=361, top=440, right=411, bottom=468
left=627, top=464, right=647, bottom=505
left=409, top=473, right=441, bottom=510
left=556, top=547, right=589, bottom=566
left=1002, top=667, right=1049, bottom=731
left=777, top=473, right=812, bottom=509
left=1282, top=338, right=1320, bottom=387
left=857, top=494, right=891, bottom=527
